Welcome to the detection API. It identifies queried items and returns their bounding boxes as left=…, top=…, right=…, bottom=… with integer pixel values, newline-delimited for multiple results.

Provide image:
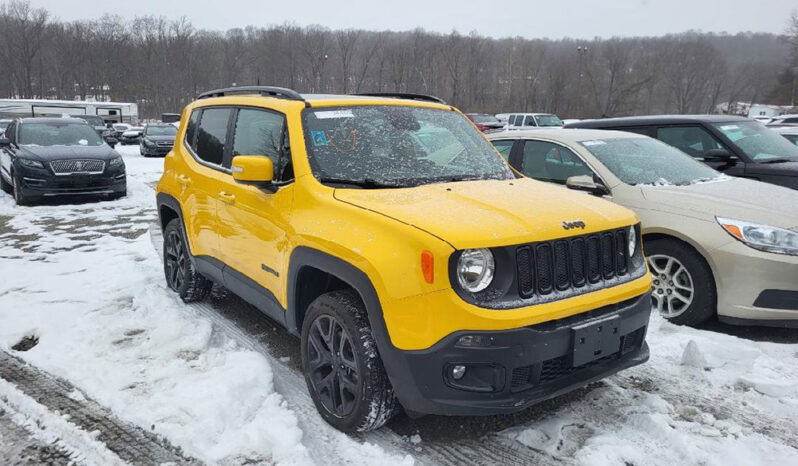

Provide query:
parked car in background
left=773, top=126, right=798, bottom=146
left=566, top=115, right=798, bottom=190
left=139, top=124, right=176, bottom=157
left=156, top=86, right=652, bottom=433
left=161, top=113, right=181, bottom=124
left=765, top=114, right=798, bottom=127
left=71, top=114, right=108, bottom=137
left=495, top=113, right=510, bottom=123
left=465, top=113, right=504, bottom=132
left=488, top=129, right=798, bottom=328
left=0, top=119, right=11, bottom=137
left=506, top=113, right=564, bottom=130
left=0, top=118, right=125, bottom=205
left=119, top=126, right=144, bottom=145
left=110, top=123, right=131, bottom=139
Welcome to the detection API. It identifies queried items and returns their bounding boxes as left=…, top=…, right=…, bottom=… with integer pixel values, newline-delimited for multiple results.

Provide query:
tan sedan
left=488, top=129, right=798, bottom=327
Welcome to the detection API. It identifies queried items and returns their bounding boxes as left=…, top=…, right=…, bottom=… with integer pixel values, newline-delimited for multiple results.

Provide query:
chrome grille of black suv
left=50, top=159, right=105, bottom=175
left=516, top=228, right=630, bottom=298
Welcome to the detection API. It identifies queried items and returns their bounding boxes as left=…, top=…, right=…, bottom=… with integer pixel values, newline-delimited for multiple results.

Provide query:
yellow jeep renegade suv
left=156, top=86, right=652, bottom=432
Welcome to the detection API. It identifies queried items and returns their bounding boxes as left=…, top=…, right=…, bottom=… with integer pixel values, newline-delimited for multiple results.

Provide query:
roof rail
left=197, top=86, right=304, bottom=101
left=353, top=92, right=447, bottom=105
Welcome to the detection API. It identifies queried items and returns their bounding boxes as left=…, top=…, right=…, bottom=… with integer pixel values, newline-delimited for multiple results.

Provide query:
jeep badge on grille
left=562, top=220, right=586, bottom=230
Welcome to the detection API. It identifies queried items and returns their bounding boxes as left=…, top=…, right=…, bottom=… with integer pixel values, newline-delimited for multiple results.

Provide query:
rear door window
left=656, top=126, right=725, bottom=159
left=521, top=140, right=593, bottom=184
left=523, top=115, right=537, bottom=127
left=195, top=108, right=231, bottom=166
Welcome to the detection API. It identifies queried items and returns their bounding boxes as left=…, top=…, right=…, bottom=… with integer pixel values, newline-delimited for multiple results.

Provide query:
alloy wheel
left=306, top=314, right=360, bottom=417
left=164, top=230, right=187, bottom=291
left=647, top=254, right=694, bottom=318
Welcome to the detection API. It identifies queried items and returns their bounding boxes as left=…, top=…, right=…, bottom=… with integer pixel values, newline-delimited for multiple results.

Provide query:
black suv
left=0, top=118, right=126, bottom=205
left=139, top=124, right=176, bottom=157
left=566, top=115, right=798, bottom=190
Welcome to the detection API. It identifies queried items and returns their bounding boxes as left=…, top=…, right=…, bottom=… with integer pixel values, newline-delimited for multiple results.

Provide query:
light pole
left=576, top=45, right=589, bottom=116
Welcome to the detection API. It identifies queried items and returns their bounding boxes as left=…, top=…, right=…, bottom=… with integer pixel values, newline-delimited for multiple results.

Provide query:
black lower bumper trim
left=718, top=315, right=798, bottom=328
left=383, top=292, right=652, bottom=416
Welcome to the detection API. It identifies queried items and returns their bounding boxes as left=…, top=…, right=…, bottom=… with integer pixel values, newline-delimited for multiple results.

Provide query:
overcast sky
left=26, top=0, right=797, bottom=39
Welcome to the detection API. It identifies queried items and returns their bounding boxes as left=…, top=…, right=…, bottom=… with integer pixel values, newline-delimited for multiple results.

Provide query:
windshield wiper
left=317, top=177, right=405, bottom=189
left=760, top=158, right=795, bottom=164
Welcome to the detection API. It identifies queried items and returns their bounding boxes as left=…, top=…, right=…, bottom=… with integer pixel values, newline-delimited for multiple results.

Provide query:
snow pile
left=503, top=315, right=798, bottom=465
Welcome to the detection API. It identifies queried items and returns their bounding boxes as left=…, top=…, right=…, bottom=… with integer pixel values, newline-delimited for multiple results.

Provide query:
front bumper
left=18, top=167, right=126, bottom=197
left=711, top=239, right=798, bottom=324
left=382, top=292, right=651, bottom=416
left=141, top=144, right=172, bottom=156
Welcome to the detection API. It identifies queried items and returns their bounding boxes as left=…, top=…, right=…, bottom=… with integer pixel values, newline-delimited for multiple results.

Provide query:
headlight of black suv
left=108, top=157, right=125, bottom=168
left=18, top=158, right=44, bottom=169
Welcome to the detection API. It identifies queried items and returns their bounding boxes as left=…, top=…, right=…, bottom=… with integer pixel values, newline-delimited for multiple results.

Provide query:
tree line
left=1, top=0, right=795, bottom=119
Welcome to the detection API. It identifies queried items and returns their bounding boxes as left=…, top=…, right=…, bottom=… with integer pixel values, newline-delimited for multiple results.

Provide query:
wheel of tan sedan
left=163, top=218, right=212, bottom=302
left=645, top=238, right=716, bottom=326
left=301, top=289, right=398, bottom=432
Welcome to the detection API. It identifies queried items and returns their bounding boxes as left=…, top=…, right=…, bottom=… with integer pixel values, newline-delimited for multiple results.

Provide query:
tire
left=301, top=289, right=399, bottom=432
left=645, top=237, right=715, bottom=326
left=0, top=172, right=11, bottom=194
left=163, top=218, right=212, bottom=302
left=12, top=173, right=30, bottom=206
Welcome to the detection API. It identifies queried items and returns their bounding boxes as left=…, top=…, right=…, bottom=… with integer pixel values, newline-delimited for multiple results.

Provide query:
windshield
left=536, top=115, right=563, bottom=127
left=712, top=121, right=798, bottom=161
left=19, top=122, right=105, bottom=147
left=580, top=137, right=722, bottom=186
left=471, top=114, right=500, bottom=124
left=302, top=106, right=514, bottom=187
left=74, top=115, right=104, bottom=127
left=145, top=126, right=177, bottom=136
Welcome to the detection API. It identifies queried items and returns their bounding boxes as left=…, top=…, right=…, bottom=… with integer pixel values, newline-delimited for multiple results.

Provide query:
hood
left=19, top=144, right=118, bottom=161
left=640, top=177, right=798, bottom=230
left=334, top=178, right=638, bottom=249
left=143, top=135, right=175, bottom=142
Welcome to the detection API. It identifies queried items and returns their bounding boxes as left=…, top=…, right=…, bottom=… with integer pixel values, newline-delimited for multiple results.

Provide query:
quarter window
left=185, top=110, right=200, bottom=152
left=521, top=140, right=593, bottom=184
left=490, top=139, right=514, bottom=161
left=195, top=108, right=231, bottom=166
left=232, top=108, right=286, bottom=179
left=656, top=126, right=725, bottom=159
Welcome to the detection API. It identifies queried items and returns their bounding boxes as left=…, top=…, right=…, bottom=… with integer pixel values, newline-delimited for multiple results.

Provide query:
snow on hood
left=334, top=178, right=638, bottom=249
left=641, top=177, right=798, bottom=229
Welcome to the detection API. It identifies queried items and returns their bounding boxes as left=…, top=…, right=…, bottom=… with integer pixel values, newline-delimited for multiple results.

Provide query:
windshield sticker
left=582, top=140, right=606, bottom=146
left=78, top=139, right=88, bottom=146
left=315, top=110, right=354, bottom=119
left=719, top=125, right=739, bottom=130
left=311, top=130, right=328, bottom=146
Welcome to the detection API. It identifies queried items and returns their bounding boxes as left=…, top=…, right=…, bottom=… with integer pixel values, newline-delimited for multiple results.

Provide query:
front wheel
left=163, top=218, right=212, bottom=302
left=12, top=174, right=30, bottom=206
left=645, top=238, right=715, bottom=326
left=301, top=290, right=398, bottom=432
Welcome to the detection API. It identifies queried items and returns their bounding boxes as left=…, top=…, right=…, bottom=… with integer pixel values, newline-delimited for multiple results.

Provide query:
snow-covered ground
left=0, top=144, right=796, bottom=465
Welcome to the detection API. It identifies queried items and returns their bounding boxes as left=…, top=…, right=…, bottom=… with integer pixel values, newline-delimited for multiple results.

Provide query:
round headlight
left=628, top=226, right=637, bottom=257
left=456, top=248, right=495, bottom=293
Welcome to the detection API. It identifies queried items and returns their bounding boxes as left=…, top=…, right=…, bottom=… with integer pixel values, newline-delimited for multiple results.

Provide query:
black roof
left=17, top=117, right=91, bottom=125
left=565, top=114, right=750, bottom=129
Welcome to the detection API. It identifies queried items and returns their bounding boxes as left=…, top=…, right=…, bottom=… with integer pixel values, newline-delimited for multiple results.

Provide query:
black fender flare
left=286, top=247, right=421, bottom=401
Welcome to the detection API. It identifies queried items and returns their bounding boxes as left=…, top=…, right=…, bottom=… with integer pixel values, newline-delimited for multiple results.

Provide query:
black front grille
left=50, top=159, right=105, bottom=175
left=517, top=228, right=631, bottom=299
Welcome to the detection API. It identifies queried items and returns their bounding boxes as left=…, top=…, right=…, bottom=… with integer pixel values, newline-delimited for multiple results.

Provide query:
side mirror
left=0, top=137, right=10, bottom=147
left=566, top=175, right=609, bottom=196
left=232, top=155, right=276, bottom=192
left=703, top=149, right=733, bottom=162
left=106, top=137, right=118, bottom=148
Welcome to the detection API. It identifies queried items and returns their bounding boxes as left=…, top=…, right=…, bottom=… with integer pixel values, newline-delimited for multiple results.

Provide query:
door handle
left=219, top=191, right=236, bottom=204
left=176, top=174, right=191, bottom=186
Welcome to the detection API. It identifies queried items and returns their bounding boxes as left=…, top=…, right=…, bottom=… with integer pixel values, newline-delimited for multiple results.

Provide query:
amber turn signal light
left=421, top=250, right=434, bottom=284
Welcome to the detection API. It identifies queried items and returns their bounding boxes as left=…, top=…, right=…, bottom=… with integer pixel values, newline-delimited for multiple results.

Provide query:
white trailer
left=0, top=99, right=139, bottom=125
